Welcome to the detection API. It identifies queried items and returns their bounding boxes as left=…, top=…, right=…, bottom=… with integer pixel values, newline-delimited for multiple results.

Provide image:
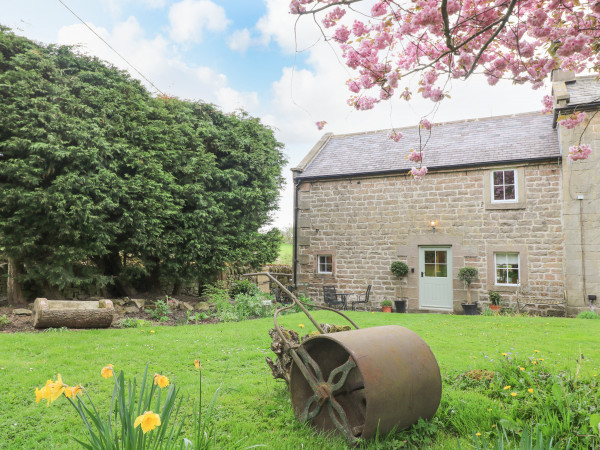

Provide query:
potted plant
left=390, top=261, right=409, bottom=313
left=488, top=290, right=501, bottom=313
left=457, top=267, right=479, bottom=315
left=381, top=300, right=393, bottom=313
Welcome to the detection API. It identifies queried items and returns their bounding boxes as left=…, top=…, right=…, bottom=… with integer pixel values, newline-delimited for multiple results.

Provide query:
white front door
left=419, top=247, right=453, bottom=310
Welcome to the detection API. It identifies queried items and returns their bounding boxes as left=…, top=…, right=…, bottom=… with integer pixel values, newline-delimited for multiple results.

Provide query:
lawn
left=275, top=243, right=293, bottom=265
left=1, top=312, right=599, bottom=449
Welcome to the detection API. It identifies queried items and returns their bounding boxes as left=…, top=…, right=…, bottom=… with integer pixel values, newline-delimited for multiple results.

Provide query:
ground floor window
left=318, top=255, right=333, bottom=274
left=495, top=252, right=519, bottom=285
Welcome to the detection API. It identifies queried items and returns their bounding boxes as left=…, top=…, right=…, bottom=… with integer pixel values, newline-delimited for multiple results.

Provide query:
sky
left=1, top=0, right=549, bottom=229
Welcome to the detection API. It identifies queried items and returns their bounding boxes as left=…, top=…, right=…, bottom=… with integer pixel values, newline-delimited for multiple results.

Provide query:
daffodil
left=64, top=384, right=83, bottom=398
left=153, top=373, right=169, bottom=389
left=194, top=360, right=200, bottom=370
left=101, top=364, right=114, bottom=379
left=134, top=411, right=161, bottom=434
left=34, top=375, right=65, bottom=406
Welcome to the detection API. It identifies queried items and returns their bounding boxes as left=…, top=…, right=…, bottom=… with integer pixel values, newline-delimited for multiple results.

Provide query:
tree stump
left=32, top=298, right=115, bottom=329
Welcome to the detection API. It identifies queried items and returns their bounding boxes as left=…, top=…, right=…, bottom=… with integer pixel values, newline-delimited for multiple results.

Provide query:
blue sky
left=1, top=0, right=548, bottom=229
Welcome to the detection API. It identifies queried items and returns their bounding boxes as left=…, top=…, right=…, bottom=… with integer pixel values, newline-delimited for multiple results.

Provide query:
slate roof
left=296, top=112, right=559, bottom=180
left=564, top=76, right=600, bottom=108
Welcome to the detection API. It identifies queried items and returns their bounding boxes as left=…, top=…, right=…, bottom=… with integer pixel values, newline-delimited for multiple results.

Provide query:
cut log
left=32, top=298, right=115, bottom=329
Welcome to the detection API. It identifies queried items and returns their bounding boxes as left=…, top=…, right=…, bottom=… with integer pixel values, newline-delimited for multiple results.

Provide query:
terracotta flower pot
left=489, top=304, right=500, bottom=313
left=382, top=306, right=392, bottom=313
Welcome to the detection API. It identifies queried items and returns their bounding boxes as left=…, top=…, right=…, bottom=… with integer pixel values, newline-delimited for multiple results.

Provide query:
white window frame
left=494, top=252, right=520, bottom=286
left=317, top=255, right=333, bottom=274
left=491, top=169, right=518, bottom=204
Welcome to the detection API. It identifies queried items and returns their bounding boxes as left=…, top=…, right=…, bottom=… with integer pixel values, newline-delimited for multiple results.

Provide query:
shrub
left=381, top=300, right=393, bottom=307
left=457, top=267, right=479, bottom=286
left=0, top=314, right=9, bottom=329
left=390, top=261, right=409, bottom=277
left=229, top=279, right=261, bottom=297
left=146, top=299, right=171, bottom=322
left=119, top=317, right=140, bottom=328
left=577, top=310, right=599, bottom=319
left=488, top=290, right=501, bottom=306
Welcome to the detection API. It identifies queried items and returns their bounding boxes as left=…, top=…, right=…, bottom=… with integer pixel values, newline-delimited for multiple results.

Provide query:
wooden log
left=32, top=298, right=114, bottom=329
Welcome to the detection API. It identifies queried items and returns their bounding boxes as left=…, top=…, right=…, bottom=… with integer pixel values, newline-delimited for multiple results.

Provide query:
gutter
left=294, top=156, right=562, bottom=182
left=292, top=176, right=301, bottom=290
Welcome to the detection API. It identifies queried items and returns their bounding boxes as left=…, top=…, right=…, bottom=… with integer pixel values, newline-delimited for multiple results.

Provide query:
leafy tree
left=0, top=26, right=285, bottom=302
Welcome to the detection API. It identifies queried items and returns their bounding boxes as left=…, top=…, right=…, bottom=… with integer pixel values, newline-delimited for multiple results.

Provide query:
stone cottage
left=291, top=72, right=599, bottom=316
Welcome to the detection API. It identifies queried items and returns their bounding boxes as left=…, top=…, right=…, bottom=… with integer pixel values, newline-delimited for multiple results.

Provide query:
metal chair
left=323, top=285, right=348, bottom=310
left=351, top=285, right=372, bottom=311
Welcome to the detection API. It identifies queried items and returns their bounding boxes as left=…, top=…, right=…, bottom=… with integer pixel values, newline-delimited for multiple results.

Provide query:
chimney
left=551, top=69, right=576, bottom=83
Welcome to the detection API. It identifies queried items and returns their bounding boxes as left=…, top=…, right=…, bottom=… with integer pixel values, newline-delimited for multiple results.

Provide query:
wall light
left=431, top=220, right=436, bottom=233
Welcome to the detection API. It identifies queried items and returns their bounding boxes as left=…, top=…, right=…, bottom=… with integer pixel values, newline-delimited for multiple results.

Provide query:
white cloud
left=228, top=28, right=252, bottom=53
left=168, top=0, right=229, bottom=44
left=256, top=0, right=321, bottom=53
left=56, top=17, right=258, bottom=113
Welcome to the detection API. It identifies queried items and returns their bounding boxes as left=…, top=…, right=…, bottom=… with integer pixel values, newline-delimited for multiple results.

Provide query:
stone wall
left=295, top=162, right=565, bottom=314
left=560, top=114, right=600, bottom=314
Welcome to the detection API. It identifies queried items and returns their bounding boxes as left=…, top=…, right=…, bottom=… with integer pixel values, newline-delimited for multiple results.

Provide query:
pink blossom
left=568, top=143, right=592, bottom=161
left=355, top=96, right=378, bottom=110
left=333, top=26, right=350, bottom=43
left=315, top=121, right=327, bottom=130
left=388, top=131, right=403, bottom=142
left=400, top=88, right=411, bottom=101
left=411, top=166, right=428, bottom=179
left=420, top=119, right=433, bottom=130
left=322, top=6, right=346, bottom=28
left=346, top=79, right=361, bottom=93
left=371, top=1, right=388, bottom=17
left=352, top=20, right=368, bottom=37
left=407, top=150, right=423, bottom=162
left=541, top=95, right=554, bottom=114
left=558, top=112, right=586, bottom=129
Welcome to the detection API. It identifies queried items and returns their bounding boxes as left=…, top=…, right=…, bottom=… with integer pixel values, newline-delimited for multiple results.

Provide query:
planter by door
left=382, top=306, right=392, bottom=313
left=489, top=305, right=500, bottom=313
left=461, top=302, right=479, bottom=315
left=394, top=299, right=407, bottom=313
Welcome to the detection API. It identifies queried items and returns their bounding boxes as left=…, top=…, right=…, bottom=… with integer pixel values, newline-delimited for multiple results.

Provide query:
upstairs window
left=495, top=252, right=519, bottom=285
left=492, top=169, right=517, bottom=203
left=318, top=255, right=333, bottom=274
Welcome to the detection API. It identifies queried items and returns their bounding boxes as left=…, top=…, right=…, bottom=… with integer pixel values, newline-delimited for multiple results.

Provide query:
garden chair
left=351, top=284, right=372, bottom=311
left=323, top=285, right=348, bottom=310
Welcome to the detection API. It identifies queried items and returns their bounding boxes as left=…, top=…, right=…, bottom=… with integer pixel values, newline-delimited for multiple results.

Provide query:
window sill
left=492, top=285, right=519, bottom=293
left=485, top=202, right=526, bottom=210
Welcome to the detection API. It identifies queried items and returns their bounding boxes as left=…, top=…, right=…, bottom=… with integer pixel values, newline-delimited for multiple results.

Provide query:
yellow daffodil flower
left=134, top=411, right=161, bottom=434
left=64, top=384, right=83, bottom=398
left=101, top=364, right=114, bottom=379
left=34, top=375, right=65, bottom=406
left=154, top=373, right=169, bottom=389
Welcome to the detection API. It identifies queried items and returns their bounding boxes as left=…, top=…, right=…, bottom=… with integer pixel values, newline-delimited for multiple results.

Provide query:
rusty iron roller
left=289, top=325, right=442, bottom=441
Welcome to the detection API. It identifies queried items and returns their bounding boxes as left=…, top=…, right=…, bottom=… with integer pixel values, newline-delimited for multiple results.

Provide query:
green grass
left=1, top=312, right=600, bottom=449
left=275, top=243, right=292, bottom=265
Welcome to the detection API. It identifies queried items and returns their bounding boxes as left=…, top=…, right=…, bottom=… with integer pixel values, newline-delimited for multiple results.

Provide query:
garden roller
left=244, top=273, right=442, bottom=445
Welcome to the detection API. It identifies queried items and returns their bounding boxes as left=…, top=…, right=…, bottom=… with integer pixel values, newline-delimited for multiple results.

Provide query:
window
left=495, top=252, right=519, bottom=285
left=424, top=250, right=448, bottom=277
left=318, top=255, right=333, bottom=274
left=492, top=170, right=517, bottom=202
